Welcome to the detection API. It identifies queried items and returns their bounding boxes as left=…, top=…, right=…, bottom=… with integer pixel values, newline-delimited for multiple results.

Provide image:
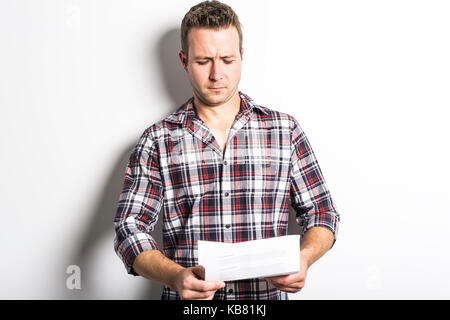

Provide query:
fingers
left=178, top=266, right=225, bottom=300
left=189, top=278, right=226, bottom=293
left=266, top=273, right=304, bottom=285
left=268, top=280, right=305, bottom=293
left=265, top=273, right=306, bottom=293
left=190, top=265, right=225, bottom=291
left=180, top=288, right=219, bottom=300
left=179, top=282, right=224, bottom=299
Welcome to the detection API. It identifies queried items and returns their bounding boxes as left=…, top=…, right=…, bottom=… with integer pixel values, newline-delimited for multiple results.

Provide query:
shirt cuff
left=114, top=232, right=160, bottom=276
left=298, top=210, right=340, bottom=247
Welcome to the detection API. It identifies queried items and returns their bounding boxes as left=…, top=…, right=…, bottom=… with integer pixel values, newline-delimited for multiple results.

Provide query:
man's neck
left=193, top=91, right=241, bottom=127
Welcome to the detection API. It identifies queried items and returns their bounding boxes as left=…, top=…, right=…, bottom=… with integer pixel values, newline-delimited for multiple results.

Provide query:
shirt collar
left=166, top=91, right=268, bottom=125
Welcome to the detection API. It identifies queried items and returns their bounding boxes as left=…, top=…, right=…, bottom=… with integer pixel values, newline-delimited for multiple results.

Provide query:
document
left=197, top=235, right=300, bottom=281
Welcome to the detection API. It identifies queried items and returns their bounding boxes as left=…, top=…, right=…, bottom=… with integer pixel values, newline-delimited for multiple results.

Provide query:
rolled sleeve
left=289, top=117, right=340, bottom=245
left=113, top=131, right=164, bottom=275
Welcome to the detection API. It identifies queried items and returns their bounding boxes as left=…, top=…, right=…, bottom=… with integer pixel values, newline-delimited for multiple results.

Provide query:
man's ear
left=178, top=50, right=188, bottom=72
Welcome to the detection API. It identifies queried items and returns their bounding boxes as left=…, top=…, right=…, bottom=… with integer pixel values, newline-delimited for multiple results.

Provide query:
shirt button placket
left=225, top=283, right=234, bottom=299
left=222, top=158, right=233, bottom=243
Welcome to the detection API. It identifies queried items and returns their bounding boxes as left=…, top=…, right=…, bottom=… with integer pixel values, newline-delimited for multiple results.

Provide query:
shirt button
left=223, top=160, right=228, bottom=165
left=228, top=288, right=233, bottom=294
left=225, top=192, right=229, bottom=197
left=225, top=224, right=231, bottom=229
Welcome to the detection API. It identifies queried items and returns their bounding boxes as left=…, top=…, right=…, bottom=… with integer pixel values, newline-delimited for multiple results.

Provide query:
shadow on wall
left=67, top=27, right=192, bottom=299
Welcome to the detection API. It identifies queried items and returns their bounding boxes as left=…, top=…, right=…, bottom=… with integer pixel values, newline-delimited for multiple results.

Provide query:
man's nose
left=209, top=61, right=223, bottom=81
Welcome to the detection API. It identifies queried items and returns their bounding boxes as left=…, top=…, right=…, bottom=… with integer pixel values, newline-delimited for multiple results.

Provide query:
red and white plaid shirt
left=114, top=92, right=340, bottom=300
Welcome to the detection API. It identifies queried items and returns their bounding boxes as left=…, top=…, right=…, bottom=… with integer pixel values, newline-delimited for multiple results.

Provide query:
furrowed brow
left=193, top=55, right=237, bottom=60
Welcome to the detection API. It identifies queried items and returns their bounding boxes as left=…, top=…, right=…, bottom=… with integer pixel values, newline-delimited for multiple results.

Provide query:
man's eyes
left=196, top=60, right=234, bottom=65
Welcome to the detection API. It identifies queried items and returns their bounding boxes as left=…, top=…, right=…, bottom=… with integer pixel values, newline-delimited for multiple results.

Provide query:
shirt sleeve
left=289, top=117, right=340, bottom=245
left=113, top=131, right=164, bottom=275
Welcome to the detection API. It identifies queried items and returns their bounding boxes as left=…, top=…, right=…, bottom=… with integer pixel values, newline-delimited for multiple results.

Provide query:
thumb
left=192, top=265, right=225, bottom=289
left=191, top=265, right=206, bottom=280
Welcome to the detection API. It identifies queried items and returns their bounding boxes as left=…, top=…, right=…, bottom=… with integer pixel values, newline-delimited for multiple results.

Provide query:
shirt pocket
left=265, top=159, right=282, bottom=191
left=169, top=141, right=217, bottom=199
left=258, top=159, right=292, bottom=206
left=250, top=157, right=280, bottom=192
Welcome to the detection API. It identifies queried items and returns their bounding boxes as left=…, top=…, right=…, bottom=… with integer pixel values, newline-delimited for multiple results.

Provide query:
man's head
left=179, top=1, right=244, bottom=107
left=180, top=0, right=243, bottom=61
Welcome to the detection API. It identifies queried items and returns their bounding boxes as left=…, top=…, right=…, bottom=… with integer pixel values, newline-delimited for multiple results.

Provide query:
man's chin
left=200, top=91, right=229, bottom=106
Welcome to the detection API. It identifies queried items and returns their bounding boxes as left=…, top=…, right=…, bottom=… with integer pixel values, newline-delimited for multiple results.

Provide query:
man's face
left=179, top=26, right=243, bottom=107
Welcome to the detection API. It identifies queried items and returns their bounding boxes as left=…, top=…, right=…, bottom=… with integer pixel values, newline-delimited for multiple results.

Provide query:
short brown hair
left=180, top=0, right=243, bottom=60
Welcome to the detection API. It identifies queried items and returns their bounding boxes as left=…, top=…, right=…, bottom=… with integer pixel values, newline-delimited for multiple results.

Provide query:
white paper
left=197, top=235, right=300, bottom=281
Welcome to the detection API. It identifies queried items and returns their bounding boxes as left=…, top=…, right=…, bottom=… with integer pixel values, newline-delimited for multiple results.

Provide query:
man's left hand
left=264, top=254, right=309, bottom=293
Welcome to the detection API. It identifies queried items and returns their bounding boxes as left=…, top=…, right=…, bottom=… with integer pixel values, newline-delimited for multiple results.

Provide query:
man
left=114, top=0, right=340, bottom=300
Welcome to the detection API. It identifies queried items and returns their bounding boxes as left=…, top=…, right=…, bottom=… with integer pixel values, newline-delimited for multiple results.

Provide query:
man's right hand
left=173, top=265, right=225, bottom=300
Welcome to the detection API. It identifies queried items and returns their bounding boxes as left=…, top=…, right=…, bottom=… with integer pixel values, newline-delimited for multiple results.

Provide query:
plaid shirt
left=114, top=92, right=340, bottom=300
